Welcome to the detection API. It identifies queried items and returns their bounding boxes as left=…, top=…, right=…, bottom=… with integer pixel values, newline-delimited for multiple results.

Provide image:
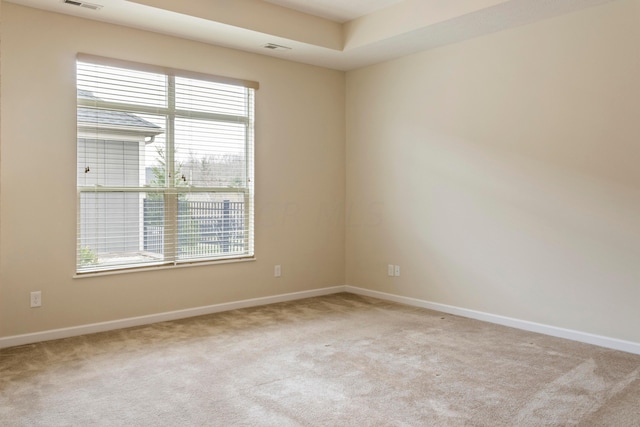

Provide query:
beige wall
left=346, top=0, right=640, bottom=343
left=2, top=0, right=640, bottom=347
left=0, top=3, right=345, bottom=337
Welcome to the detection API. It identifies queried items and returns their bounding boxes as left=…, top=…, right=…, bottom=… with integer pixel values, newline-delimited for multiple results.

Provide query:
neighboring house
left=77, top=89, right=164, bottom=258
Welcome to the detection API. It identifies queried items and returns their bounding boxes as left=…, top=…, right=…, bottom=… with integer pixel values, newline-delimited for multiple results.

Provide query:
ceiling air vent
left=63, top=0, right=103, bottom=11
left=262, top=43, right=292, bottom=51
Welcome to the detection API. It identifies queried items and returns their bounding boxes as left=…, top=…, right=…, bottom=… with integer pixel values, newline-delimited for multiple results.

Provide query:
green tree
left=147, top=146, right=200, bottom=250
left=148, top=146, right=188, bottom=200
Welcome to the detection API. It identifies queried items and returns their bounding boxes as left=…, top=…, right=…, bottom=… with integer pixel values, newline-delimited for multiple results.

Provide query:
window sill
left=73, top=256, right=256, bottom=279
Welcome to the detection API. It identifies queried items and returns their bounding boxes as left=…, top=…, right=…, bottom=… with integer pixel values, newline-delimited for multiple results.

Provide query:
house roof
left=78, top=89, right=164, bottom=137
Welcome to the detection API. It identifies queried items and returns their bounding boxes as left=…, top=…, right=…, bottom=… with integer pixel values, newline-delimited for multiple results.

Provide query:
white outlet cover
left=394, top=265, right=400, bottom=276
left=274, top=265, right=281, bottom=277
left=388, top=264, right=394, bottom=276
left=30, top=291, right=42, bottom=307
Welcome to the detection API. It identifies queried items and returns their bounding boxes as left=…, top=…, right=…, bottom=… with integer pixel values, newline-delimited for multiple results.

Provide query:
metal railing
left=144, top=199, right=245, bottom=257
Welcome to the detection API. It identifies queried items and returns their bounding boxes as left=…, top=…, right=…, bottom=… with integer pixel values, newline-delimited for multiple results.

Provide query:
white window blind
left=76, top=55, right=256, bottom=273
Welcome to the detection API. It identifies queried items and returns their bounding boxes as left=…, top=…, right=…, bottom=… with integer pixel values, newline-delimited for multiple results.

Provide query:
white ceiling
left=6, top=0, right=620, bottom=71
left=263, top=0, right=405, bottom=23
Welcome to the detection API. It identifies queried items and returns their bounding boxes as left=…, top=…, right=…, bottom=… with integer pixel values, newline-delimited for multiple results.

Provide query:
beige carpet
left=1, top=293, right=639, bottom=426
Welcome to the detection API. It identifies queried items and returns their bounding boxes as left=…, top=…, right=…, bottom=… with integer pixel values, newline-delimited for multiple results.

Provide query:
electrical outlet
left=388, top=264, right=394, bottom=276
left=274, top=264, right=281, bottom=278
left=30, top=291, right=42, bottom=308
left=394, top=265, right=400, bottom=277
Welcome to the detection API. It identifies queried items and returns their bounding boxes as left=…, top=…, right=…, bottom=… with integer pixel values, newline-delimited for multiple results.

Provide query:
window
left=76, top=55, right=257, bottom=273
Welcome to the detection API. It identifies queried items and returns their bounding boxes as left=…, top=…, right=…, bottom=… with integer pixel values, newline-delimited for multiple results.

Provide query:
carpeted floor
left=1, top=293, right=639, bottom=426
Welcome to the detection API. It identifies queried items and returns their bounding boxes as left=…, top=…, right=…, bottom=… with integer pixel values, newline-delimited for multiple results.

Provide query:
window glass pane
left=78, top=113, right=166, bottom=188
left=175, top=77, right=248, bottom=116
left=77, top=62, right=167, bottom=108
left=78, top=192, right=165, bottom=272
left=174, top=118, right=247, bottom=188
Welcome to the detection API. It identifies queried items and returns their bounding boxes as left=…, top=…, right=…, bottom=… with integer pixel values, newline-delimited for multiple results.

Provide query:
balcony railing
left=144, top=199, right=246, bottom=258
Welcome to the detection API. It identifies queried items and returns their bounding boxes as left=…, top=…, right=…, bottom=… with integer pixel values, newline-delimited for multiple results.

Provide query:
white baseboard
left=346, top=286, right=640, bottom=355
left=0, top=286, right=346, bottom=349
left=3, top=285, right=639, bottom=356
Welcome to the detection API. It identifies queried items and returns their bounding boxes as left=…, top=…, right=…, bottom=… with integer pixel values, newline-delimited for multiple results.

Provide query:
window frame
left=75, top=54, right=258, bottom=275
